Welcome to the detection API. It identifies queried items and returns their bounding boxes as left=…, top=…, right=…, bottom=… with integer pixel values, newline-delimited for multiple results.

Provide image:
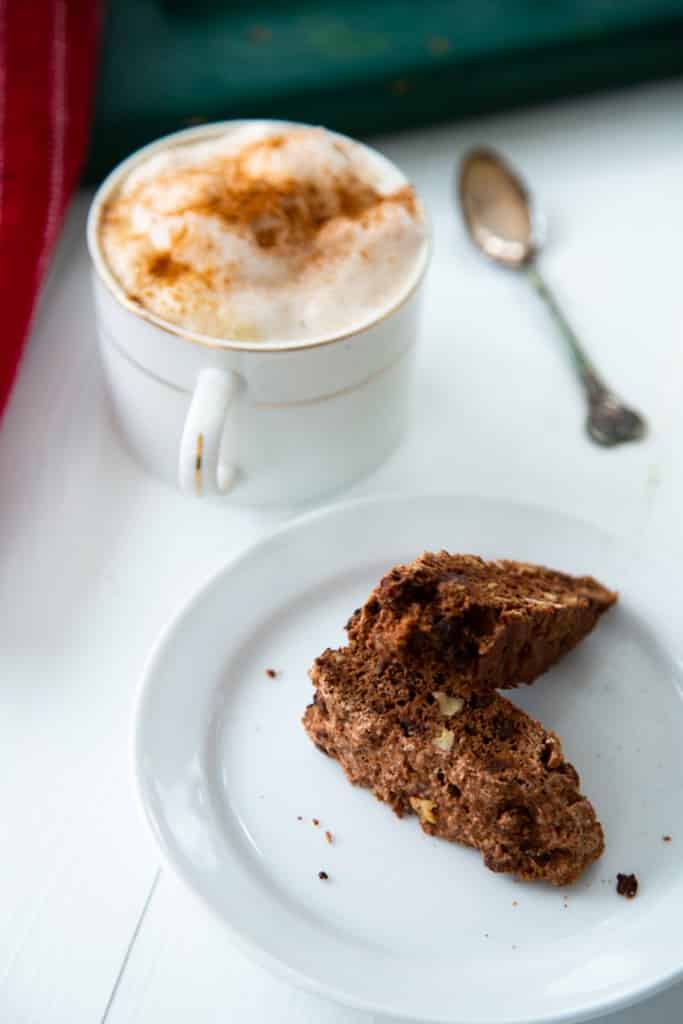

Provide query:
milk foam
left=99, top=123, right=427, bottom=343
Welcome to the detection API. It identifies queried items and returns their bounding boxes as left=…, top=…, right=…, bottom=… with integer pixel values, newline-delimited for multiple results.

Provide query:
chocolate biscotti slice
left=303, top=646, right=604, bottom=885
left=346, top=552, right=617, bottom=694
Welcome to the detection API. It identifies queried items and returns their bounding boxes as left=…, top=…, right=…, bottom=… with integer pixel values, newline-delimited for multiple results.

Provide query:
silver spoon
left=458, top=147, right=647, bottom=447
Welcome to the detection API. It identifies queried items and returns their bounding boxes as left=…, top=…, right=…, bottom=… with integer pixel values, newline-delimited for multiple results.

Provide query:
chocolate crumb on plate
left=663, top=835, right=672, bottom=842
left=312, top=818, right=320, bottom=827
left=318, top=870, right=329, bottom=880
left=324, top=830, right=333, bottom=844
left=616, top=873, right=638, bottom=898
left=265, top=668, right=277, bottom=678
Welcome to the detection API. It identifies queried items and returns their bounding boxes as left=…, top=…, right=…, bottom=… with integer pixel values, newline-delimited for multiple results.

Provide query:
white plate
left=133, top=495, right=683, bottom=1023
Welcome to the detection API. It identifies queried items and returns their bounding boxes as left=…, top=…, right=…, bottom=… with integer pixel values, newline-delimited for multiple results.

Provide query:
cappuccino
left=99, top=122, right=427, bottom=343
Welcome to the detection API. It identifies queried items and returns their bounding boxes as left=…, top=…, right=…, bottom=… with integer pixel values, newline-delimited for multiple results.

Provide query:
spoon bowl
left=459, top=148, right=534, bottom=267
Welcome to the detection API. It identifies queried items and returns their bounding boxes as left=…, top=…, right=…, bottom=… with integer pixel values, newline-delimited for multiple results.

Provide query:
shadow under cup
left=86, top=121, right=431, bottom=505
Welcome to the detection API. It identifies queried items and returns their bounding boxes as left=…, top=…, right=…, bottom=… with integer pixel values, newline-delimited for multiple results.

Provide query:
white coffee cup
left=87, top=121, right=431, bottom=505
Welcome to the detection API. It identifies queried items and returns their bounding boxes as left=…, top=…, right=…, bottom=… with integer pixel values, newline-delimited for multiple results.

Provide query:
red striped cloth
left=0, top=0, right=100, bottom=421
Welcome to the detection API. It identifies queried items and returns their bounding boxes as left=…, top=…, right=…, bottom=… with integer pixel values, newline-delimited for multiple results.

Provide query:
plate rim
left=131, top=491, right=683, bottom=1023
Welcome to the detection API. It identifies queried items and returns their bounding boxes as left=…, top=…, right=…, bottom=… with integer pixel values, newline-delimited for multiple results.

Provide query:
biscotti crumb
left=312, top=818, right=320, bottom=827
left=616, top=873, right=638, bottom=898
left=324, top=830, right=333, bottom=844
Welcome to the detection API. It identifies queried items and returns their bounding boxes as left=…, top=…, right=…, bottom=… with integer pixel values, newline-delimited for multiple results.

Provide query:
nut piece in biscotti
left=346, top=552, right=617, bottom=694
left=302, top=647, right=604, bottom=886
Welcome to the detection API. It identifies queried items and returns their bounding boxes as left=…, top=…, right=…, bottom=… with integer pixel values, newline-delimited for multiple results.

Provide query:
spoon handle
left=525, top=265, right=603, bottom=396
left=524, top=264, right=647, bottom=446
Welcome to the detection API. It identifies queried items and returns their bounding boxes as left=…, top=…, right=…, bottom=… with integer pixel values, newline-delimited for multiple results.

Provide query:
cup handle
left=178, top=368, right=240, bottom=497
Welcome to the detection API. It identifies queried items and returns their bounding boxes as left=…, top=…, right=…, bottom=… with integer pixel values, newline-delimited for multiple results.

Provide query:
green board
left=84, top=0, right=683, bottom=182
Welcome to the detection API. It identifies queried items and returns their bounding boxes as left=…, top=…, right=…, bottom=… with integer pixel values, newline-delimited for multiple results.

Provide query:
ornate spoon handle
left=525, top=265, right=647, bottom=446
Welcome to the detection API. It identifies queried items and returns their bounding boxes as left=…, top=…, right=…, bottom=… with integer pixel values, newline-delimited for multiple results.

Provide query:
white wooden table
left=1, top=79, right=681, bottom=1024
